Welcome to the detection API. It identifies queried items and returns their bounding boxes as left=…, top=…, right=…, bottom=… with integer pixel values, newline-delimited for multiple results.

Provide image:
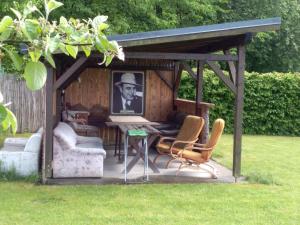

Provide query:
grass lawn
left=0, top=134, right=299, bottom=225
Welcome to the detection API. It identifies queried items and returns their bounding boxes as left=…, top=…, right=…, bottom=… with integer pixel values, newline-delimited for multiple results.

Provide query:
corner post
left=195, top=60, right=204, bottom=115
left=233, top=45, right=245, bottom=178
left=43, top=66, right=54, bottom=182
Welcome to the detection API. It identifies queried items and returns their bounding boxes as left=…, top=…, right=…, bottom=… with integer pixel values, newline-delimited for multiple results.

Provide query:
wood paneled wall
left=65, top=68, right=173, bottom=121
left=64, top=68, right=173, bottom=145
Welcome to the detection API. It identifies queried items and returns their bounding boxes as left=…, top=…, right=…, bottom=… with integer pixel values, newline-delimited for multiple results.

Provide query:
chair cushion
left=178, top=150, right=206, bottom=163
left=76, top=142, right=102, bottom=149
left=53, top=122, right=77, bottom=149
left=156, top=142, right=181, bottom=154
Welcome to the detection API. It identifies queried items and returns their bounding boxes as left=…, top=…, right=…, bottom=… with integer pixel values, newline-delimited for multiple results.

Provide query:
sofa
left=0, top=128, right=43, bottom=176
left=53, top=122, right=106, bottom=178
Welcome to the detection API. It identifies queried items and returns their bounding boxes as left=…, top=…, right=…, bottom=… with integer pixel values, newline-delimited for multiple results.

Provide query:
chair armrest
left=4, top=138, right=28, bottom=147
left=184, top=146, right=213, bottom=152
left=157, top=136, right=176, bottom=146
left=170, top=139, right=198, bottom=156
left=71, top=147, right=106, bottom=157
left=159, top=137, right=176, bottom=142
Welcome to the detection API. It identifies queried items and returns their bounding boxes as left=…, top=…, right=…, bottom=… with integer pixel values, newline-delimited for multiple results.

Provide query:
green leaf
left=2, top=48, right=23, bottom=71
left=81, top=45, right=91, bottom=57
left=0, top=104, right=7, bottom=123
left=99, top=23, right=109, bottom=31
left=10, top=8, right=22, bottom=20
left=21, top=19, right=41, bottom=40
left=65, top=45, right=78, bottom=59
left=44, top=52, right=56, bottom=68
left=6, top=108, right=17, bottom=134
left=58, top=43, right=69, bottom=55
left=29, top=49, right=42, bottom=62
left=0, top=27, right=12, bottom=41
left=24, top=61, right=47, bottom=91
left=47, top=0, right=64, bottom=15
left=0, top=16, right=13, bottom=33
left=23, top=2, right=38, bottom=17
left=105, top=54, right=113, bottom=67
left=46, top=37, right=59, bottom=53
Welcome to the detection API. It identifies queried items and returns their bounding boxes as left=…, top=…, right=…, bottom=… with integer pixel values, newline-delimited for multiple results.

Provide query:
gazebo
left=43, top=17, right=281, bottom=183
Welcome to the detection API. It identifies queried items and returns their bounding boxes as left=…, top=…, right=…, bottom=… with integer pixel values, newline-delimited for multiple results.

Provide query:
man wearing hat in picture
left=113, top=72, right=143, bottom=114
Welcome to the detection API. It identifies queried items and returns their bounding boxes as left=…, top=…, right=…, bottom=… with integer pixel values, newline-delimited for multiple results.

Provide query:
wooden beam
left=53, top=56, right=87, bottom=91
left=91, top=52, right=238, bottom=61
left=60, top=65, right=87, bottom=90
left=181, top=62, right=197, bottom=79
left=43, top=66, right=54, bottom=181
left=206, top=61, right=237, bottom=95
left=224, top=49, right=237, bottom=84
left=154, top=70, right=173, bottom=90
left=195, top=61, right=205, bottom=115
left=233, top=45, right=246, bottom=178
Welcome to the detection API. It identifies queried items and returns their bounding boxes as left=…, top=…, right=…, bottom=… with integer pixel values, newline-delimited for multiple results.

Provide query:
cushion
left=76, top=142, right=103, bottom=149
left=54, top=122, right=77, bottom=149
left=177, top=150, right=206, bottom=163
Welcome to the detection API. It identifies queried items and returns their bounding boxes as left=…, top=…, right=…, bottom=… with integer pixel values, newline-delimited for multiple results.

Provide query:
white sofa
left=0, top=128, right=43, bottom=176
left=53, top=122, right=106, bottom=178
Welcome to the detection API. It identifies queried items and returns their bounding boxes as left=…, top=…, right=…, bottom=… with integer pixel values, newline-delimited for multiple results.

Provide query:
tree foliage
left=0, top=0, right=124, bottom=133
left=5, top=0, right=294, bottom=73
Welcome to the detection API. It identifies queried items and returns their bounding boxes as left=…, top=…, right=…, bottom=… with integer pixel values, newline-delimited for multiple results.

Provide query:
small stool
left=124, top=129, right=148, bottom=183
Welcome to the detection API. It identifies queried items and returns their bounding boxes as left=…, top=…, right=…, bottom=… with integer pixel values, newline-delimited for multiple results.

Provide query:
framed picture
left=110, top=70, right=145, bottom=115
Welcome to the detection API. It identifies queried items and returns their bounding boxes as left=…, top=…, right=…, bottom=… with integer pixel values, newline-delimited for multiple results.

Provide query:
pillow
left=53, top=122, right=77, bottom=149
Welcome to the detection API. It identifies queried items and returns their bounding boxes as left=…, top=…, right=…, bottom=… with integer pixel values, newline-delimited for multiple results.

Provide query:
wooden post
left=173, top=62, right=183, bottom=107
left=43, top=66, right=54, bottom=181
left=195, top=61, right=204, bottom=115
left=233, top=45, right=245, bottom=178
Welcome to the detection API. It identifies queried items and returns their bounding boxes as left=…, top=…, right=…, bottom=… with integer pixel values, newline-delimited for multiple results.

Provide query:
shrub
left=178, top=70, right=300, bottom=136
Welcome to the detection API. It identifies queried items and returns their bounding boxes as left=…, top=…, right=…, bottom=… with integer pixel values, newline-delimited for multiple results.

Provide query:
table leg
left=114, top=127, right=119, bottom=156
left=118, top=130, right=122, bottom=161
left=122, top=138, right=160, bottom=174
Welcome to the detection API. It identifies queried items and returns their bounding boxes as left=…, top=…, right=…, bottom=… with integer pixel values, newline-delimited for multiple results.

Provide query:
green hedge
left=178, top=70, right=300, bottom=136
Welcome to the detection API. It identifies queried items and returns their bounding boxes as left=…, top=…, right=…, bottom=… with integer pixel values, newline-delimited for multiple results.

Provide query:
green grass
left=0, top=134, right=300, bottom=225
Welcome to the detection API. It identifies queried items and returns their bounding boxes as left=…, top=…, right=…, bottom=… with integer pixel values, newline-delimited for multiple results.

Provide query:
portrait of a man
left=111, top=71, right=144, bottom=115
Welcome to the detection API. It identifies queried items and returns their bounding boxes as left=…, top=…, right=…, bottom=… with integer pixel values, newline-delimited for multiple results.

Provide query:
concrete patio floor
left=46, top=148, right=235, bottom=185
left=102, top=148, right=235, bottom=184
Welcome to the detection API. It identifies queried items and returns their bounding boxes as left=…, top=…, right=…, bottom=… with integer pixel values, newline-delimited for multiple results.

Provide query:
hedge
left=178, top=70, right=300, bottom=136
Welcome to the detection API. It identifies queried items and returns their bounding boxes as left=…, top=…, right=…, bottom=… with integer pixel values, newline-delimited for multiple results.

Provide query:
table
left=105, top=116, right=160, bottom=174
left=106, top=116, right=159, bottom=160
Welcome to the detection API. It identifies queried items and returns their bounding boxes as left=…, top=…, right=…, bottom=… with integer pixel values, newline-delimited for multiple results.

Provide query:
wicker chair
left=174, top=118, right=225, bottom=177
left=154, top=115, right=205, bottom=167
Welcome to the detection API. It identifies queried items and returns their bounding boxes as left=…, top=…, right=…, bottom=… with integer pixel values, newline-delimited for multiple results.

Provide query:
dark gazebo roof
left=108, top=17, right=281, bottom=53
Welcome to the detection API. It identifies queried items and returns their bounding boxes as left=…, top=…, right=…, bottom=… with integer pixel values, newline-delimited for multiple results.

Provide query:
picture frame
left=110, top=70, right=145, bottom=115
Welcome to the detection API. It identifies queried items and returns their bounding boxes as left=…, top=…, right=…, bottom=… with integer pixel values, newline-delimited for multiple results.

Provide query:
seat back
left=24, top=133, right=43, bottom=153
left=202, top=118, right=225, bottom=160
left=53, top=122, right=78, bottom=149
left=175, top=116, right=204, bottom=145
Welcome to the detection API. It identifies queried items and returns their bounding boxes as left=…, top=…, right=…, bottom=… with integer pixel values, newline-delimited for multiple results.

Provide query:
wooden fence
left=0, top=75, right=45, bottom=133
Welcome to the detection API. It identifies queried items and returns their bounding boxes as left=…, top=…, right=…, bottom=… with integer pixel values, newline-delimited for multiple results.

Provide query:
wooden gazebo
left=43, top=17, right=281, bottom=183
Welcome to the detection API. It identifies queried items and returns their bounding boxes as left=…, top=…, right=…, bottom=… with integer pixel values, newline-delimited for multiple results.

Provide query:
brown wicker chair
left=174, top=118, right=225, bottom=177
left=154, top=115, right=205, bottom=167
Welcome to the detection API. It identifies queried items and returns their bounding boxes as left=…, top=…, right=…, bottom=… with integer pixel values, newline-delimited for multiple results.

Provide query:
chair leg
left=204, top=163, right=218, bottom=179
left=165, top=158, right=176, bottom=169
left=176, top=162, right=185, bottom=176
